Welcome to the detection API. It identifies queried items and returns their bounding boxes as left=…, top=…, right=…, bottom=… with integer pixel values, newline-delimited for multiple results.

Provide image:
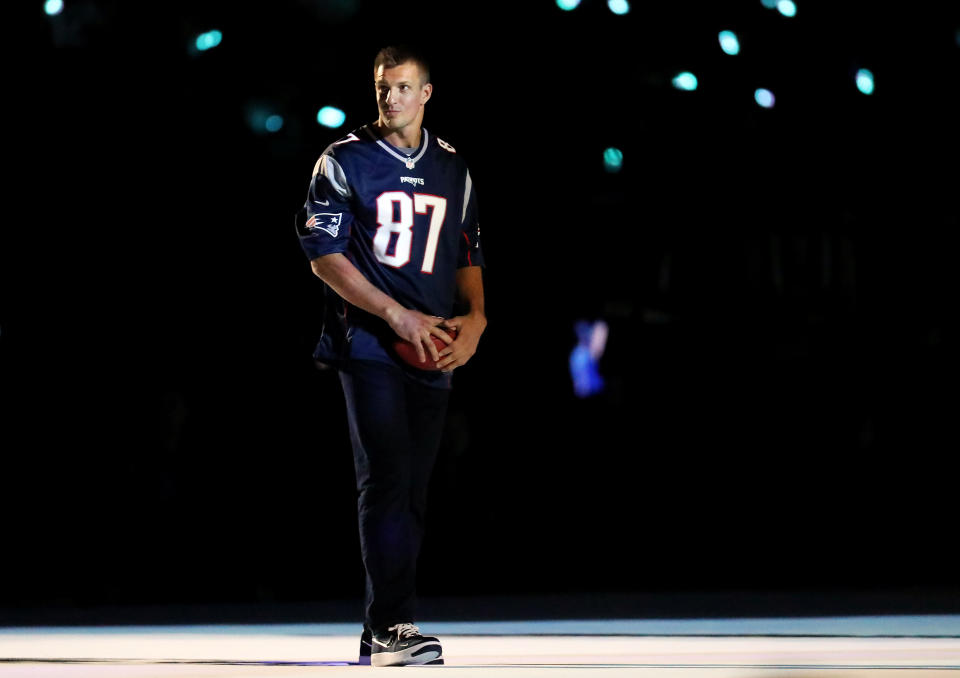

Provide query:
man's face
left=374, top=61, right=432, bottom=134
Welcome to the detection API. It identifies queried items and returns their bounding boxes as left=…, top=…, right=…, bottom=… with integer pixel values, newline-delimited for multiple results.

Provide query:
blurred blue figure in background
left=570, top=320, right=608, bottom=398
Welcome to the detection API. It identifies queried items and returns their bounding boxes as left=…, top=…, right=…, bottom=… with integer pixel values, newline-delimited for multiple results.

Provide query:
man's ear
left=421, top=83, right=433, bottom=104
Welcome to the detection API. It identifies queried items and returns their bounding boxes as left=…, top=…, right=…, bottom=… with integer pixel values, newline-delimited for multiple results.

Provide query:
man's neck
left=374, top=120, right=421, bottom=149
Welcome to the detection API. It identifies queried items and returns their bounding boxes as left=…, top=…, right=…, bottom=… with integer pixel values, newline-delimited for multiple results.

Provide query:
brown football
left=392, top=328, right=457, bottom=371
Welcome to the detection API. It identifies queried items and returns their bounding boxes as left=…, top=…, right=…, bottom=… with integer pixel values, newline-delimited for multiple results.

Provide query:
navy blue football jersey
left=297, top=123, right=484, bottom=385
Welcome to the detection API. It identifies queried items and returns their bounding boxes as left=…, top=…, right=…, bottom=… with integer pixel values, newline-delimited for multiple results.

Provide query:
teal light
left=855, top=69, right=875, bottom=95
left=195, top=30, right=222, bottom=51
left=317, top=106, right=346, bottom=128
left=603, top=147, right=623, bottom=173
left=607, top=0, right=630, bottom=15
left=44, top=0, right=64, bottom=15
left=754, top=88, right=775, bottom=108
left=718, top=30, right=740, bottom=55
left=672, top=72, right=698, bottom=91
left=776, top=0, right=797, bottom=17
left=760, top=0, right=778, bottom=7
left=246, top=108, right=283, bottom=135
left=556, top=0, right=580, bottom=10
left=265, top=115, right=284, bottom=133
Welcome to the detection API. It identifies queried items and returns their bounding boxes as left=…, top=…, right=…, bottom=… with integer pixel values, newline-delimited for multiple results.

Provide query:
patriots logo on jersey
left=305, top=212, right=342, bottom=237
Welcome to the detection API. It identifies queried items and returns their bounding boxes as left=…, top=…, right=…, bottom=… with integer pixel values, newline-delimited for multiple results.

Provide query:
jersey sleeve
left=457, top=169, right=485, bottom=268
left=296, top=152, right=355, bottom=261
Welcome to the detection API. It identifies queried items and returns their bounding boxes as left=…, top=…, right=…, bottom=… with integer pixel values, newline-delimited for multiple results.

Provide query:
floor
left=2, top=614, right=959, bottom=676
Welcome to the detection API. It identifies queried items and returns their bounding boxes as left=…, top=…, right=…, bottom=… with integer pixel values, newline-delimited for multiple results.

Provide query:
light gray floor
left=1, top=616, right=959, bottom=676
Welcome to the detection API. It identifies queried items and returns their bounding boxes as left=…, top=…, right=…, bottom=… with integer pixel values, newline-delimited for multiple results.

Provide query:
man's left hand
left=435, top=313, right=487, bottom=372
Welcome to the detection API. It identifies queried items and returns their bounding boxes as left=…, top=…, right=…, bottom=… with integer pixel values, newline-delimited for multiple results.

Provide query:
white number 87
left=374, top=191, right=448, bottom=273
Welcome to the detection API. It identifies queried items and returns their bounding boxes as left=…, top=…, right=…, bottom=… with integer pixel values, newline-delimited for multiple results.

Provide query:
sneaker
left=359, top=626, right=372, bottom=665
left=370, top=623, right=443, bottom=667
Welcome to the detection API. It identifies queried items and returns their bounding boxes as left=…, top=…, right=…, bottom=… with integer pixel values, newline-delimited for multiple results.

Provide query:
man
left=295, top=45, right=486, bottom=667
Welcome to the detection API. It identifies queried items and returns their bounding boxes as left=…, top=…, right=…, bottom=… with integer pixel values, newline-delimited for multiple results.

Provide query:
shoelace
left=388, top=623, right=421, bottom=639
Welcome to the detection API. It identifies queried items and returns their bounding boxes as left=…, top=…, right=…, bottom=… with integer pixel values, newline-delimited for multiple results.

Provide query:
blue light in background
left=855, top=68, right=875, bottom=95
left=777, top=0, right=797, bottom=17
left=556, top=0, right=581, bottom=10
left=760, top=0, right=778, bottom=8
left=195, top=30, right=222, bottom=52
left=570, top=320, right=608, bottom=398
left=317, top=106, right=346, bottom=128
left=672, top=72, right=698, bottom=91
left=44, top=0, right=63, bottom=15
left=607, top=0, right=630, bottom=16
left=755, top=88, right=776, bottom=108
left=245, top=106, right=285, bottom=135
left=603, top=147, right=623, bottom=173
left=718, top=30, right=740, bottom=55
left=265, top=115, right=284, bottom=132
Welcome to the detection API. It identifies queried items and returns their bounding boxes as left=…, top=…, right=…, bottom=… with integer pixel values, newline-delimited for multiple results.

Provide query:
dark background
left=4, top=0, right=958, bottom=622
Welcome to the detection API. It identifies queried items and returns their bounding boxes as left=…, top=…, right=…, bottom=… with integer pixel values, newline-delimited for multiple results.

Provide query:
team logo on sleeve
left=305, top=212, right=342, bottom=237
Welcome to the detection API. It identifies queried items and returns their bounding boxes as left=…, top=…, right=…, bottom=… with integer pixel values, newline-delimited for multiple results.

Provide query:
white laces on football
left=389, top=623, right=421, bottom=639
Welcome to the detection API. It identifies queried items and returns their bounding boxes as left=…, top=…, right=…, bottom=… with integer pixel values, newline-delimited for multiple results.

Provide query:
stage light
left=570, top=320, right=608, bottom=398
left=44, top=0, right=63, bottom=16
left=855, top=68, right=875, bottom=95
left=755, top=88, right=775, bottom=108
left=718, top=30, right=740, bottom=55
left=776, top=0, right=797, bottom=17
left=607, top=0, right=630, bottom=16
left=265, top=115, right=284, bottom=132
left=604, top=147, right=623, bottom=173
left=195, top=30, right=222, bottom=52
left=246, top=107, right=285, bottom=135
left=760, top=0, right=778, bottom=7
left=672, top=72, right=698, bottom=91
left=317, top=106, right=346, bottom=128
left=556, top=0, right=581, bottom=10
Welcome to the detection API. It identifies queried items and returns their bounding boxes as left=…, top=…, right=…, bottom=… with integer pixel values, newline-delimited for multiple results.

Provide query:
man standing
left=296, top=45, right=486, bottom=667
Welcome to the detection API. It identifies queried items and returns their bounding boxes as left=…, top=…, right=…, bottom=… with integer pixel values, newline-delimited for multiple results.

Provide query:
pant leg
left=339, top=360, right=448, bottom=630
left=404, top=378, right=451, bottom=566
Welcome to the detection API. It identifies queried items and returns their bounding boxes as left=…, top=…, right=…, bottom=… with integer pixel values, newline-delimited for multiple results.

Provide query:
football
left=392, top=328, right=457, bottom=371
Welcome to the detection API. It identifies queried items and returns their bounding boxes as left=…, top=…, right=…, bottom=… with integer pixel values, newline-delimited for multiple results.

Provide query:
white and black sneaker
left=370, top=623, right=443, bottom=666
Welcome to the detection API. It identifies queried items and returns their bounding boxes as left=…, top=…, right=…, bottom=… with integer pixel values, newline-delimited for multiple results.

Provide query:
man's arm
left=310, top=253, right=453, bottom=364
left=436, top=265, right=487, bottom=372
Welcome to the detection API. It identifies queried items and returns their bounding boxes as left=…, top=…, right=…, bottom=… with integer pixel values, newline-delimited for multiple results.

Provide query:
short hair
left=373, top=45, right=431, bottom=86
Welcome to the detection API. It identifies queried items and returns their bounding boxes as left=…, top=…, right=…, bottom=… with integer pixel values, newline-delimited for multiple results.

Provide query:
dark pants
left=339, top=360, right=450, bottom=631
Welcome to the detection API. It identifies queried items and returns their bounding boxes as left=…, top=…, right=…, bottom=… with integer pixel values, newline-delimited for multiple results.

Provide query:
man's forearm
left=310, top=253, right=404, bottom=325
left=456, top=265, right=485, bottom=318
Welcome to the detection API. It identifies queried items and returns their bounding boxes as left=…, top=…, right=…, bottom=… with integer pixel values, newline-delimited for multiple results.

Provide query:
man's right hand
left=385, top=307, right=455, bottom=365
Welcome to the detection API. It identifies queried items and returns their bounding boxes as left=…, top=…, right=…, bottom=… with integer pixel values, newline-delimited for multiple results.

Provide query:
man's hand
left=435, top=312, right=487, bottom=372
left=385, top=307, right=455, bottom=364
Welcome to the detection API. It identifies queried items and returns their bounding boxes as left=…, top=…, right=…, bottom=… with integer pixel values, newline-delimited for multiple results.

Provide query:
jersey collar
left=370, top=126, right=430, bottom=170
